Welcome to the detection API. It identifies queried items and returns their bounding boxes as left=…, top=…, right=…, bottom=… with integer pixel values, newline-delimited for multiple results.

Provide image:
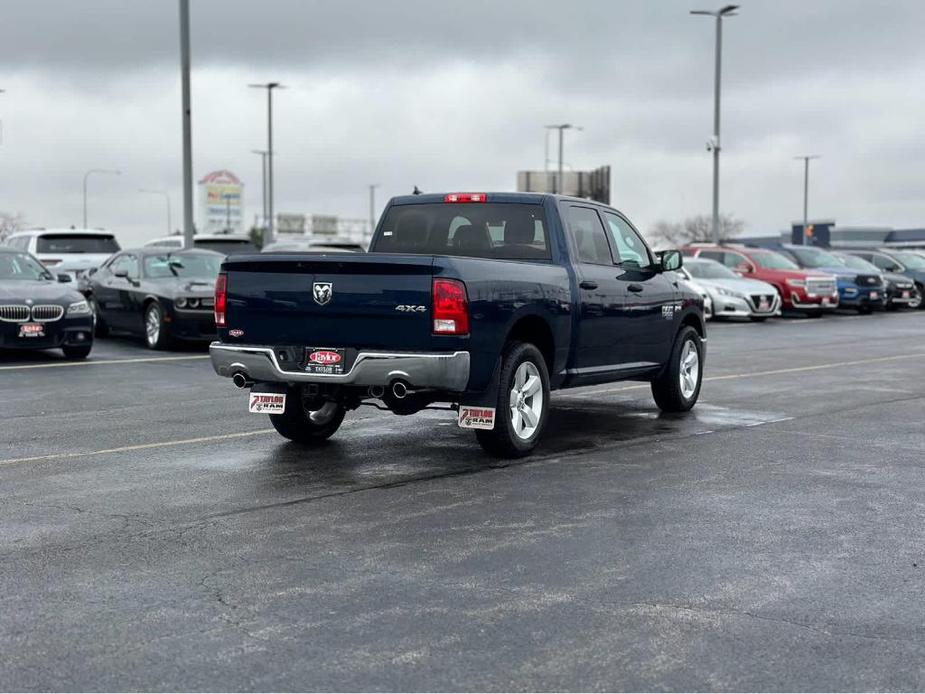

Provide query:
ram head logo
left=313, top=281, right=333, bottom=306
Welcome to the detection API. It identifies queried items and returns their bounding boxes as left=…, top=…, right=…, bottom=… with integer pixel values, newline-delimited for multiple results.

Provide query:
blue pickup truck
left=209, top=193, right=706, bottom=457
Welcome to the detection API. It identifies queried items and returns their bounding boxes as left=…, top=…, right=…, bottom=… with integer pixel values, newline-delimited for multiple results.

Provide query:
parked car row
left=682, top=244, right=924, bottom=320
left=0, top=227, right=368, bottom=357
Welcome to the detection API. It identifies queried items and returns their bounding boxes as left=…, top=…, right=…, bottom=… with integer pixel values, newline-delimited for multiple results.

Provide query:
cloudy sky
left=1, top=0, right=924, bottom=246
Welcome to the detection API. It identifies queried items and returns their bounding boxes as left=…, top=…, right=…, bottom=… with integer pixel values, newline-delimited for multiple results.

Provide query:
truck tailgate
left=223, top=254, right=436, bottom=350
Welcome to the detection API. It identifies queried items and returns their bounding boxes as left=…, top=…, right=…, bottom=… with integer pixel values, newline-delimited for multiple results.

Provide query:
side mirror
left=113, top=269, right=129, bottom=279
left=57, top=273, right=72, bottom=283
left=736, top=263, right=754, bottom=274
left=657, top=250, right=683, bottom=272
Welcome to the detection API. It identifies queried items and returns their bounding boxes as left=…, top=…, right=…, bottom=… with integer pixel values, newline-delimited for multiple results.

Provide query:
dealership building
left=738, top=221, right=925, bottom=249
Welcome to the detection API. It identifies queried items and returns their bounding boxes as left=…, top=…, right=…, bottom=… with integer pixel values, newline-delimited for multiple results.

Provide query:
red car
left=684, top=245, right=838, bottom=315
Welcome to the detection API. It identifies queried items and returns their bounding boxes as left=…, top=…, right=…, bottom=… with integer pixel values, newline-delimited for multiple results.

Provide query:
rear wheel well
left=505, top=315, right=555, bottom=374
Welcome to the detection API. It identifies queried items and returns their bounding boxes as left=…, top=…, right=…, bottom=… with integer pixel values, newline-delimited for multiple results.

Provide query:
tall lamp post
left=179, top=0, right=194, bottom=249
left=368, top=184, right=379, bottom=236
left=248, top=82, right=284, bottom=245
left=794, top=155, right=820, bottom=245
left=691, top=4, right=739, bottom=244
left=251, top=149, right=269, bottom=231
left=544, top=124, right=583, bottom=194
left=83, top=169, right=121, bottom=228
left=139, top=188, right=172, bottom=235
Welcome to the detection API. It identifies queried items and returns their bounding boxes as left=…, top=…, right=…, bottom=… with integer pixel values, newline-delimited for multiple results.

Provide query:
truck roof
left=388, top=192, right=600, bottom=206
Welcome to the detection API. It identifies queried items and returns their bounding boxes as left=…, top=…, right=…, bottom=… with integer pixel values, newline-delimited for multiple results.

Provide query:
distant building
left=516, top=165, right=611, bottom=204
left=736, top=220, right=925, bottom=249
left=198, top=170, right=244, bottom=234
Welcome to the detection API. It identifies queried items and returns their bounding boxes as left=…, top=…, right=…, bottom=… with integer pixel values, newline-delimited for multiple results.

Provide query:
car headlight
left=175, top=297, right=188, bottom=308
left=786, top=278, right=806, bottom=287
left=188, top=298, right=201, bottom=309
left=66, top=300, right=91, bottom=316
left=716, top=286, right=742, bottom=298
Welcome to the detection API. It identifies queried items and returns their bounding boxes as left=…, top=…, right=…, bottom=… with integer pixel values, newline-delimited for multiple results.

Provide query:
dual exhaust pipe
left=234, top=371, right=412, bottom=401
left=369, top=380, right=412, bottom=400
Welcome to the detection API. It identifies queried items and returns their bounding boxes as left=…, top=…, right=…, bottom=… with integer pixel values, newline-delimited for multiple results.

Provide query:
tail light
left=41, top=259, right=62, bottom=267
left=444, top=193, right=486, bottom=203
left=432, top=278, right=469, bottom=335
left=214, top=272, right=227, bottom=327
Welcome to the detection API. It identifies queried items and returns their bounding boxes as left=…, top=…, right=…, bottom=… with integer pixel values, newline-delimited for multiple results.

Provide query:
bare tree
left=0, top=211, right=27, bottom=242
left=648, top=213, right=745, bottom=247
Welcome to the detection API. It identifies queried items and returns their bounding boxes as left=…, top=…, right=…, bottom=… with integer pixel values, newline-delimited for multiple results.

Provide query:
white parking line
left=0, top=355, right=210, bottom=371
left=0, top=429, right=276, bottom=467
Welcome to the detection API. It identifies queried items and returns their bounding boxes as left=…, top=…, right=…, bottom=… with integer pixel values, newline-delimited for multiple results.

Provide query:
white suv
left=5, top=229, right=120, bottom=280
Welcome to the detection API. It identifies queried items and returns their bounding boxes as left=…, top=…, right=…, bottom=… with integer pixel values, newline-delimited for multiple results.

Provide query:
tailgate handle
left=627, top=284, right=644, bottom=293
left=579, top=281, right=598, bottom=290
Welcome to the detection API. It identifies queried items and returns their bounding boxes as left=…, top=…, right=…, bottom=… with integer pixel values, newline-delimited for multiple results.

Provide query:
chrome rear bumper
left=209, top=343, right=470, bottom=392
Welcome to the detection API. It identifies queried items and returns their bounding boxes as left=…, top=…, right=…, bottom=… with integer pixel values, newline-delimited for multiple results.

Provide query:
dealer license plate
left=19, top=323, right=44, bottom=338
left=902, top=291, right=911, bottom=299
left=304, top=347, right=346, bottom=375
left=870, top=291, right=879, bottom=300
left=758, top=300, right=770, bottom=312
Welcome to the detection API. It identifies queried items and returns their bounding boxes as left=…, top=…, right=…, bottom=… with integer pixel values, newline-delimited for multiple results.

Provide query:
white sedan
left=684, top=257, right=781, bottom=322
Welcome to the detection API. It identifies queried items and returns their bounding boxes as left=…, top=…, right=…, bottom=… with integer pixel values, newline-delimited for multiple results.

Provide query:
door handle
left=627, top=284, right=644, bottom=293
left=579, top=281, right=598, bottom=290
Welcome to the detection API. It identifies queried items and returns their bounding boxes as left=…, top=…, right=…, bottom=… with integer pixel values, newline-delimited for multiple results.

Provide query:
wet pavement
left=1, top=311, right=924, bottom=690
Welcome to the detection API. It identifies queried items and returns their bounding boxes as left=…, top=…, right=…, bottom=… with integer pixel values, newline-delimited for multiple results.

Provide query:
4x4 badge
left=313, top=282, right=333, bottom=306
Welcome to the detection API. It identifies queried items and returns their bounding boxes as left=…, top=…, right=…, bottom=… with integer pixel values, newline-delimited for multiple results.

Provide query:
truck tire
left=476, top=342, right=550, bottom=458
left=651, top=326, right=703, bottom=413
left=269, top=388, right=346, bottom=443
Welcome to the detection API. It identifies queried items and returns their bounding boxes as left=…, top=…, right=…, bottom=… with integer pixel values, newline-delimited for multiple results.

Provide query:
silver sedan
left=684, top=257, right=781, bottom=322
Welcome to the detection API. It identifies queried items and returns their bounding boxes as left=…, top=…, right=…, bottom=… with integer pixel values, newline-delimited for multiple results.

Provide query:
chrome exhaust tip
left=232, top=372, right=252, bottom=389
left=391, top=381, right=409, bottom=399
left=368, top=385, right=385, bottom=399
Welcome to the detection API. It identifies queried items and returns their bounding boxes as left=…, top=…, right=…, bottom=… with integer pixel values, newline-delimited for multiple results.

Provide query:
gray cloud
left=1, top=0, right=924, bottom=245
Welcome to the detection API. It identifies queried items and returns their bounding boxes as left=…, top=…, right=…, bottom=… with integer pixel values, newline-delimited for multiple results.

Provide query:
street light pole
left=794, top=155, right=820, bottom=245
left=251, top=149, right=268, bottom=231
left=369, top=184, right=380, bottom=236
left=139, top=189, right=172, bottom=235
left=179, top=0, right=194, bottom=249
left=82, top=169, right=121, bottom=228
left=545, top=124, right=583, bottom=194
left=249, top=82, right=284, bottom=245
left=691, top=4, right=739, bottom=244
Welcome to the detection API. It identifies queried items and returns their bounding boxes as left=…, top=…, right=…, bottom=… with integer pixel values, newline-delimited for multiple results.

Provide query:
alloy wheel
left=679, top=339, right=700, bottom=399
left=509, top=361, right=543, bottom=440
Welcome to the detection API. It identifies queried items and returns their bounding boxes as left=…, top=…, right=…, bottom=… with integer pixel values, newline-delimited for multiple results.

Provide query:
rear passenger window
left=567, top=206, right=613, bottom=265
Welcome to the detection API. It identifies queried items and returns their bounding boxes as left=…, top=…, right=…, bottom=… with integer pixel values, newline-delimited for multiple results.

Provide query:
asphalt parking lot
left=2, top=312, right=925, bottom=691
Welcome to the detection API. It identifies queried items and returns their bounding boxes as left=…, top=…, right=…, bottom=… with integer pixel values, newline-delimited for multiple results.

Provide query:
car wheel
left=476, top=342, right=550, bottom=458
left=911, top=286, right=924, bottom=310
left=91, top=298, right=109, bottom=338
left=269, top=387, right=346, bottom=443
left=144, top=301, right=171, bottom=350
left=857, top=305, right=873, bottom=315
left=62, top=344, right=92, bottom=360
left=651, top=326, right=703, bottom=413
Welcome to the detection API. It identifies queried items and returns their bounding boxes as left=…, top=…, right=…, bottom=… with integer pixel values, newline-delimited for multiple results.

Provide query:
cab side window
left=698, top=250, right=724, bottom=263
left=566, top=206, right=613, bottom=265
left=724, top=252, right=751, bottom=270
left=602, top=212, right=652, bottom=269
left=109, top=253, right=140, bottom=279
left=870, top=254, right=901, bottom=272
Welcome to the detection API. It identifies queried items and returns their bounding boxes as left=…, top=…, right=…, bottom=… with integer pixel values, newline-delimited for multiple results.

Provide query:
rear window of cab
left=373, top=203, right=550, bottom=261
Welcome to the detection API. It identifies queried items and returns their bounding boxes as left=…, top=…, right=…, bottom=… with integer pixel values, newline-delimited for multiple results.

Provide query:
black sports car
left=0, top=248, right=94, bottom=358
left=86, top=247, right=222, bottom=349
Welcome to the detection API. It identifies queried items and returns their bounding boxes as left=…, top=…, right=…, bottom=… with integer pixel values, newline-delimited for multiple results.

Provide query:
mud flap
left=457, top=357, right=502, bottom=430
